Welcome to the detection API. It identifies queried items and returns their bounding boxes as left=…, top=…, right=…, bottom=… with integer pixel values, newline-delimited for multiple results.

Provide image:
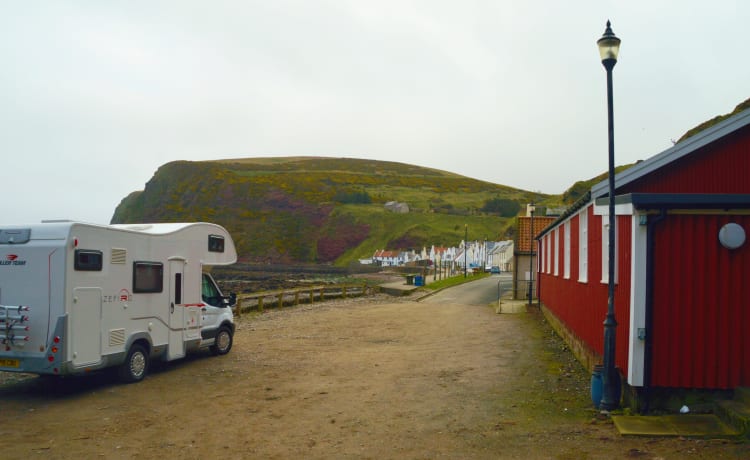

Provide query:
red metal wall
left=540, top=125, right=750, bottom=390
left=651, top=214, right=750, bottom=389
left=540, top=207, right=633, bottom=375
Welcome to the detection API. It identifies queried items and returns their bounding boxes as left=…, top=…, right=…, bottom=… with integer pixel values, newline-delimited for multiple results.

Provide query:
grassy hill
left=111, top=157, right=552, bottom=265
left=677, top=97, right=750, bottom=143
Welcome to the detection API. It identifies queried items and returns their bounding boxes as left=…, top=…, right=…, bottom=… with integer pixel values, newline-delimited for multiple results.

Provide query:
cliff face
left=111, top=157, right=538, bottom=265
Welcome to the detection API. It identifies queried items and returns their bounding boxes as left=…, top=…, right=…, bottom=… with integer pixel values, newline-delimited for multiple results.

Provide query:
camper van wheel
left=119, top=344, right=149, bottom=383
left=211, top=327, right=233, bottom=356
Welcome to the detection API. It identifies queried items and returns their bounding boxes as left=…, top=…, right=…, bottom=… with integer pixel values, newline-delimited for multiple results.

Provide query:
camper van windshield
left=202, top=273, right=223, bottom=307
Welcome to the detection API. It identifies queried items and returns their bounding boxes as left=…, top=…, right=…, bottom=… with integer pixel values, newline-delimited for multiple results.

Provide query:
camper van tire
left=119, top=343, right=149, bottom=383
left=211, top=326, right=233, bottom=356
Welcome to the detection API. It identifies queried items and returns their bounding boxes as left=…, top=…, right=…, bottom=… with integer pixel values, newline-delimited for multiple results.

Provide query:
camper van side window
left=208, top=234, right=225, bottom=253
left=75, top=250, right=103, bottom=271
left=133, top=261, right=164, bottom=293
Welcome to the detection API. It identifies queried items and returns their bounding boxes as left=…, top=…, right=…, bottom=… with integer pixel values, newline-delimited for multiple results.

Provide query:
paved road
left=426, top=273, right=512, bottom=306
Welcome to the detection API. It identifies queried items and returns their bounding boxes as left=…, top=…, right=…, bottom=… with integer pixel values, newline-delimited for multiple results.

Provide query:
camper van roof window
left=208, top=234, right=225, bottom=253
left=0, top=229, right=31, bottom=244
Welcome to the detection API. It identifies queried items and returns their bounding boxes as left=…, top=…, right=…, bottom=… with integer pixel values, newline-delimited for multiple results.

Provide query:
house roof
left=516, top=216, right=556, bottom=253
left=596, top=193, right=750, bottom=210
left=488, top=240, right=513, bottom=255
left=591, top=107, right=750, bottom=200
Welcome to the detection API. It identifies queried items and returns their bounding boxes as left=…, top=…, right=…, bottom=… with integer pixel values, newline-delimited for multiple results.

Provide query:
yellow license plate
left=0, top=358, right=20, bottom=368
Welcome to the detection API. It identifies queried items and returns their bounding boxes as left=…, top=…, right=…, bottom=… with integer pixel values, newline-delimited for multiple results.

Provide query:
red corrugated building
left=536, top=107, right=750, bottom=409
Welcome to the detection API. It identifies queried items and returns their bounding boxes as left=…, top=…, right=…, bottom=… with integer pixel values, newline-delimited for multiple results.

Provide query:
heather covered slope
left=111, top=157, right=545, bottom=265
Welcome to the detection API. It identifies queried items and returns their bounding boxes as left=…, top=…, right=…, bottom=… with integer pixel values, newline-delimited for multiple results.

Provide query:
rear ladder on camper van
left=0, top=305, right=31, bottom=350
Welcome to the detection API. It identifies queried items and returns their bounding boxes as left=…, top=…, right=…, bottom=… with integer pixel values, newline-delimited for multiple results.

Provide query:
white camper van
left=0, top=221, right=238, bottom=383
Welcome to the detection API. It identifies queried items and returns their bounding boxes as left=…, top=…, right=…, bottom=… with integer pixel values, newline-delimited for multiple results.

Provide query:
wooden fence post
left=235, top=283, right=382, bottom=314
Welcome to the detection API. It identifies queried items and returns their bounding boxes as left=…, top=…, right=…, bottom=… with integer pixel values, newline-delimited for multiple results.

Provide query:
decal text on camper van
left=103, top=289, right=132, bottom=303
left=0, top=254, right=26, bottom=266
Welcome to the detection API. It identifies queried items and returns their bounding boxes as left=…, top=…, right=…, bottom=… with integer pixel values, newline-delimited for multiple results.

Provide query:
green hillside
left=111, top=157, right=551, bottom=265
left=560, top=163, right=639, bottom=205
left=677, top=97, right=750, bottom=143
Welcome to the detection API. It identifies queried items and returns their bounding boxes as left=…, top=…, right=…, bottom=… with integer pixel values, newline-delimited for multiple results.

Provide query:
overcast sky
left=2, top=1, right=748, bottom=224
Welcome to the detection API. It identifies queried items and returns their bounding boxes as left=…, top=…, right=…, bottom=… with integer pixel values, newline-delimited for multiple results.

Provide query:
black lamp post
left=597, top=20, right=621, bottom=411
left=527, top=202, right=535, bottom=306
left=464, top=224, right=468, bottom=278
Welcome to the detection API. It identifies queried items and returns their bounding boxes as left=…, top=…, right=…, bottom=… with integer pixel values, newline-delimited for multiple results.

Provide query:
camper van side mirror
left=227, top=293, right=237, bottom=307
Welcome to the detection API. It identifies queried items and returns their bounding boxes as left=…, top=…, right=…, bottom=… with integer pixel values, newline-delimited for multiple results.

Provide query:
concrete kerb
left=414, top=286, right=442, bottom=301
left=379, top=280, right=421, bottom=297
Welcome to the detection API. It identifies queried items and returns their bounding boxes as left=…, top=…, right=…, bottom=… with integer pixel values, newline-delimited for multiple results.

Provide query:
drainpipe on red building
left=641, top=208, right=667, bottom=413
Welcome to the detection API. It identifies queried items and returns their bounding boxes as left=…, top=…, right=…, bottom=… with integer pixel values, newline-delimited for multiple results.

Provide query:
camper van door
left=71, top=287, right=103, bottom=367
left=167, top=259, right=186, bottom=360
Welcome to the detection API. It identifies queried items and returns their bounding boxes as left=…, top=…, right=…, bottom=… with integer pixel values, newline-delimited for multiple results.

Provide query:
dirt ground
left=0, top=294, right=748, bottom=459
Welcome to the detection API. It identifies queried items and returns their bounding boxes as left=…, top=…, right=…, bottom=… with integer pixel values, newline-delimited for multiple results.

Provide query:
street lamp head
left=597, top=20, right=621, bottom=68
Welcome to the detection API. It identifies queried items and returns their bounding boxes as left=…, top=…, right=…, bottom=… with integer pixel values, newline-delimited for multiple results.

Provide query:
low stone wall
left=539, top=303, right=601, bottom=374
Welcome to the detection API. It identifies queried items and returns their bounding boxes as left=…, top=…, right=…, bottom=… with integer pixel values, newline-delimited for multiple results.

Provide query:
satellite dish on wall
left=718, top=222, right=746, bottom=250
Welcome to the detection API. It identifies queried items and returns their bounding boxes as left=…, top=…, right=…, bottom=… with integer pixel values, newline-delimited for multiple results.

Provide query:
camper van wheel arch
left=119, top=343, right=149, bottom=383
left=211, top=326, right=233, bottom=356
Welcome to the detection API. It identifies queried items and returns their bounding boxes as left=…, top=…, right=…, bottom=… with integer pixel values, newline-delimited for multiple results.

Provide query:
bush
left=481, top=198, right=521, bottom=217
left=333, top=190, right=372, bottom=204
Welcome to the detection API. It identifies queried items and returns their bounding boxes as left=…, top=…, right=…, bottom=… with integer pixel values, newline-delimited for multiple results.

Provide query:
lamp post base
left=599, top=370, right=621, bottom=411
left=600, top=314, right=620, bottom=410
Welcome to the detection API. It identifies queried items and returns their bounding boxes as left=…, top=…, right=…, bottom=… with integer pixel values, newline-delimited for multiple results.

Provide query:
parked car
left=491, top=266, right=501, bottom=274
